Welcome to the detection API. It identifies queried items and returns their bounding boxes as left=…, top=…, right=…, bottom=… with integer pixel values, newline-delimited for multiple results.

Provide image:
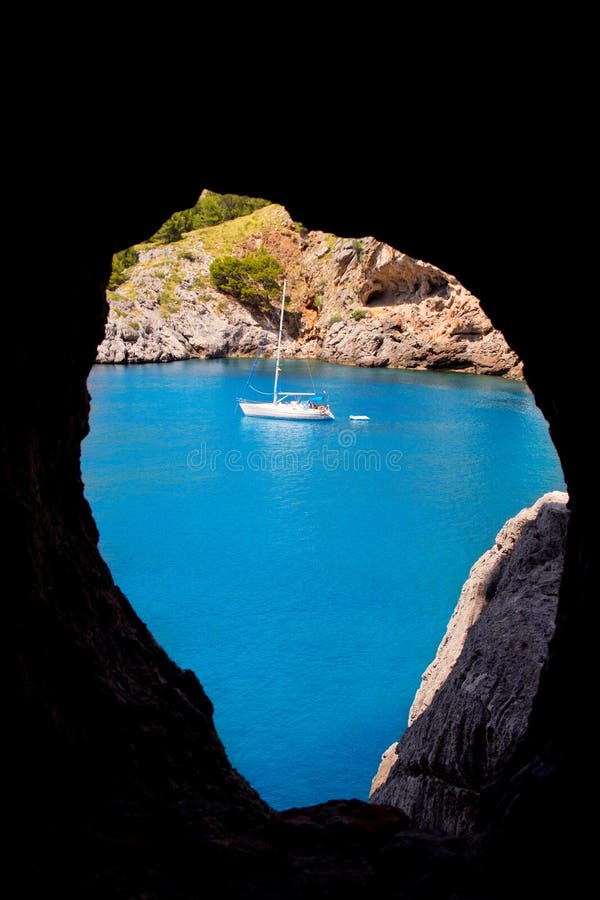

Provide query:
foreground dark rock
left=370, top=492, right=569, bottom=835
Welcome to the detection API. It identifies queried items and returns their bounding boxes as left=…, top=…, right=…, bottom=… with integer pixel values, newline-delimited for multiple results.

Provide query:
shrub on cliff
left=108, top=247, right=139, bottom=289
left=210, top=249, right=284, bottom=310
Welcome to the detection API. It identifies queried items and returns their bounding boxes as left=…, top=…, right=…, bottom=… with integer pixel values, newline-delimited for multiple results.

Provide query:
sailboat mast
left=273, top=278, right=286, bottom=402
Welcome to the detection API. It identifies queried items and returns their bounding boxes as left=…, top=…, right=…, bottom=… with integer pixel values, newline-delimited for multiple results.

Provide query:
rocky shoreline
left=97, top=205, right=522, bottom=379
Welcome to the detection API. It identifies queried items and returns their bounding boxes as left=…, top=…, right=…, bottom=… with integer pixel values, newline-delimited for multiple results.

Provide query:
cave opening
left=364, top=289, right=387, bottom=306
left=17, top=26, right=600, bottom=886
left=81, top=202, right=566, bottom=815
left=11, top=141, right=589, bottom=896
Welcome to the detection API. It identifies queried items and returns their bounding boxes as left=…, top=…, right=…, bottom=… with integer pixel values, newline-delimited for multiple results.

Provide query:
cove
left=83, top=359, right=565, bottom=810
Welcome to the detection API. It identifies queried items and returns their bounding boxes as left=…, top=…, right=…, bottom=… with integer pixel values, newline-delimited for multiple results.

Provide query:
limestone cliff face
left=370, top=491, right=569, bottom=835
left=97, top=204, right=522, bottom=378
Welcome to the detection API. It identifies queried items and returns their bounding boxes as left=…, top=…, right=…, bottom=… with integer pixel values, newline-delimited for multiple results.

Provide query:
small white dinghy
left=349, top=415, right=369, bottom=420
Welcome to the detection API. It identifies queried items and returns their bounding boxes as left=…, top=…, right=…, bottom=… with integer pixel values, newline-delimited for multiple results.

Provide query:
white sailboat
left=238, top=279, right=334, bottom=421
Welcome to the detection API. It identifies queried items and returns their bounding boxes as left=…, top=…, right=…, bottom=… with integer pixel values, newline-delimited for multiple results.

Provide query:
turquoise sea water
left=83, top=359, right=565, bottom=810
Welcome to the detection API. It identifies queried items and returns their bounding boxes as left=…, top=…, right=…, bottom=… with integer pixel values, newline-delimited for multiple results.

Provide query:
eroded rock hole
left=364, top=289, right=388, bottom=307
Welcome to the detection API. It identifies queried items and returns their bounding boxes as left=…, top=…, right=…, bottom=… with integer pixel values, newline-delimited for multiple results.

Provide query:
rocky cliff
left=370, top=492, right=569, bottom=835
left=97, top=201, right=522, bottom=378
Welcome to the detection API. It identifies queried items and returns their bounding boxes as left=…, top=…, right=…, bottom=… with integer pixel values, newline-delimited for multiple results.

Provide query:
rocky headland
left=97, top=199, right=522, bottom=379
left=369, top=491, right=569, bottom=835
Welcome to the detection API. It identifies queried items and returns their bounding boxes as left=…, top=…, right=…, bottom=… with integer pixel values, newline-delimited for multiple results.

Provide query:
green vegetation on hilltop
left=107, top=192, right=276, bottom=294
left=150, top=190, right=271, bottom=244
left=194, top=204, right=288, bottom=257
left=209, top=248, right=284, bottom=311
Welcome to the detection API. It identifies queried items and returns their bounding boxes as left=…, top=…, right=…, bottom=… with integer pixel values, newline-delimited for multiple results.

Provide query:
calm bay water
left=83, top=359, right=565, bottom=809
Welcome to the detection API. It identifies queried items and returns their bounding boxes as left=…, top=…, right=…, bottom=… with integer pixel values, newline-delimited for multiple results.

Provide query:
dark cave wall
left=6, top=214, right=270, bottom=887
left=7, top=123, right=593, bottom=895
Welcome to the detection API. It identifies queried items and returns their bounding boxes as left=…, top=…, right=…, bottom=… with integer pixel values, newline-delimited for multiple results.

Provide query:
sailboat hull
left=239, top=401, right=334, bottom=421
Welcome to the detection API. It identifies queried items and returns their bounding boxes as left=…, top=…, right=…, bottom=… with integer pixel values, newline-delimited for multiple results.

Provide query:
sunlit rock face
left=370, top=492, right=569, bottom=835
